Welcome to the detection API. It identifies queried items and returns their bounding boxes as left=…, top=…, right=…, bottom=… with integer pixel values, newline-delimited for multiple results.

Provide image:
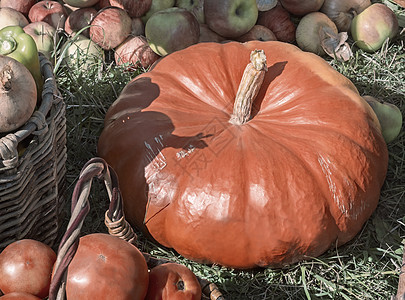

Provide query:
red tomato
left=65, top=233, right=149, bottom=300
left=0, top=292, right=41, bottom=299
left=145, top=263, right=202, bottom=300
left=0, top=239, right=56, bottom=299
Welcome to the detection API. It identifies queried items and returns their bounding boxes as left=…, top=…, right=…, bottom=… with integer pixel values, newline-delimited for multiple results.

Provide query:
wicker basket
left=0, top=54, right=67, bottom=251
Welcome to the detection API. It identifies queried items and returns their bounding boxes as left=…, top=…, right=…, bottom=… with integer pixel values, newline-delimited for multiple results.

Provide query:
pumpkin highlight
left=98, top=41, right=388, bottom=268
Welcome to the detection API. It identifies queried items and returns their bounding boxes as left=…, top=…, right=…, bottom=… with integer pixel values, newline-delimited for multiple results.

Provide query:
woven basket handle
left=48, top=157, right=136, bottom=300
left=48, top=157, right=224, bottom=300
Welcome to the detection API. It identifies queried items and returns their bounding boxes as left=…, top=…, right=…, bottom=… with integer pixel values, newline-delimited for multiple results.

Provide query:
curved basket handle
left=49, top=157, right=225, bottom=300
left=48, top=157, right=136, bottom=300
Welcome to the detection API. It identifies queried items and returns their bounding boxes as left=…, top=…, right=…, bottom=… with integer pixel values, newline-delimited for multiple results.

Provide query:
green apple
left=175, top=0, right=205, bottom=24
left=62, top=34, right=105, bottom=70
left=23, top=21, right=57, bottom=61
left=204, top=0, right=258, bottom=38
left=363, top=95, right=402, bottom=143
left=351, top=3, right=399, bottom=53
left=141, top=0, right=175, bottom=23
left=145, top=7, right=199, bottom=56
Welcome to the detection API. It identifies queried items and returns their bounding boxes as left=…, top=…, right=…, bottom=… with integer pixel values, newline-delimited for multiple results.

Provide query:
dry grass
left=56, top=5, right=404, bottom=299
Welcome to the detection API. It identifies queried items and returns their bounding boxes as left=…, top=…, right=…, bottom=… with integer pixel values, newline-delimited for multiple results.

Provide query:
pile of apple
left=0, top=0, right=402, bottom=70
left=1, top=0, right=401, bottom=141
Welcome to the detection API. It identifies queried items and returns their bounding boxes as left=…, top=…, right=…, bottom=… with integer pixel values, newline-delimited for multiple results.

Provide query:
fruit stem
left=0, top=65, right=13, bottom=92
left=0, top=38, right=17, bottom=56
left=229, top=49, right=267, bottom=125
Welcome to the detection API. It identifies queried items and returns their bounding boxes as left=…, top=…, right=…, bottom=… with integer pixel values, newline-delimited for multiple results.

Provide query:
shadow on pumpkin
left=251, top=61, right=287, bottom=118
left=107, top=77, right=212, bottom=232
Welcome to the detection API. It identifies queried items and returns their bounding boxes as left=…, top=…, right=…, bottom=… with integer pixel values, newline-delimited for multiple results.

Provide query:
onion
left=0, top=56, right=37, bottom=133
left=296, top=12, right=352, bottom=61
left=296, top=12, right=336, bottom=55
left=320, top=0, right=371, bottom=32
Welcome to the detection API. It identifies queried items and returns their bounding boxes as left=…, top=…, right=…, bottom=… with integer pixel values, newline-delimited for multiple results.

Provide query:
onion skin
left=257, top=4, right=296, bottom=43
left=0, top=56, right=37, bottom=133
left=279, top=0, right=324, bottom=16
left=295, top=12, right=338, bottom=56
left=320, top=0, right=371, bottom=32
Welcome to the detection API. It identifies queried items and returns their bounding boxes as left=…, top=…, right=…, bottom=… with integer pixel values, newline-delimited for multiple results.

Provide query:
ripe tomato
left=145, top=263, right=202, bottom=300
left=65, top=233, right=149, bottom=299
left=0, top=239, right=56, bottom=299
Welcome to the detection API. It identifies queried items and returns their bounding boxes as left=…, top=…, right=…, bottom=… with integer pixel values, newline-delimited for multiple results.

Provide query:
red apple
left=62, top=0, right=100, bottom=8
left=28, top=1, right=67, bottom=30
left=351, top=3, right=399, bottom=53
left=89, top=6, right=132, bottom=50
left=237, top=24, right=277, bottom=42
left=0, top=0, right=36, bottom=16
left=65, top=7, right=97, bottom=37
left=108, top=0, right=152, bottom=18
left=145, top=263, right=202, bottom=300
left=24, top=21, right=57, bottom=61
left=257, top=3, right=296, bottom=43
left=0, top=7, right=29, bottom=30
left=115, top=35, right=160, bottom=70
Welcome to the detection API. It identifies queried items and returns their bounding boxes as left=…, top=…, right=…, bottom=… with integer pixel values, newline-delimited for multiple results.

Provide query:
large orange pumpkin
left=98, top=41, right=388, bottom=268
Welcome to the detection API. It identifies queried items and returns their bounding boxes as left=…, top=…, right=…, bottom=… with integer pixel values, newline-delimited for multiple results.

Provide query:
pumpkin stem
left=229, top=49, right=267, bottom=125
left=0, top=64, right=13, bottom=92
